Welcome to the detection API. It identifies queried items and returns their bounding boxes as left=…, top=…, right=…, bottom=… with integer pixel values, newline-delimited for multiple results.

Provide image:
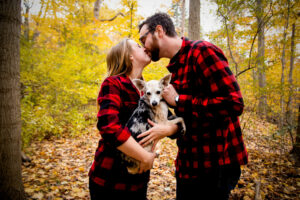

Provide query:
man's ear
left=132, top=79, right=145, bottom=91
left=156, top=25, right=164, bottom=38
left=160, top=74, right=172, bottom=87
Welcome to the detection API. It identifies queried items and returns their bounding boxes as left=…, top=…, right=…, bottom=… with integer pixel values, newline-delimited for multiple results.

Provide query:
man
left=138, top=13, right=248, bottom=200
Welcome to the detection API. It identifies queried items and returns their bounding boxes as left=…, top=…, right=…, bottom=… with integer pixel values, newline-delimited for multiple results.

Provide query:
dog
left=120, top=74, right=186, bottom=174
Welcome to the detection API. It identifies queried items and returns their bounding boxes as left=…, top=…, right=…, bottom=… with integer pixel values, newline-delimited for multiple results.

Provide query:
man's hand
left=162, top=84, right=178, bottom=107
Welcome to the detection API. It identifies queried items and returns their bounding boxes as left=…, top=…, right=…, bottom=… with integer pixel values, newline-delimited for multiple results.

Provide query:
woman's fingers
left=137, top=130, right=150, bottom=138
left=137, top=119, right=157, bottom=139
left=139, top=134, right=153, bottom=146
left=147, top=119, right=156, bottom=126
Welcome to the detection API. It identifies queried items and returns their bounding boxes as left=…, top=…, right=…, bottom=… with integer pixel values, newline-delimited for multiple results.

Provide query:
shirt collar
left=166, top=37, right=191, bottom=72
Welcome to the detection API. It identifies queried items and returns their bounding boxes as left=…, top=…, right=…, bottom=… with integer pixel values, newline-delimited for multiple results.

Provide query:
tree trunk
left=286, top=22, right=295, bottom=125
left=93, top=0, right=102, bottom=19
left=292, top=105, right=300, bottom=166
left=129, top=2, right=133, bottom=38
left=279, top=0, right=290, bottom=128
left=256, top=0, right=267, bottom=117
left=23, top=1, right=30, bottom=41
left=0, top=0, right=25, bottom=199
left=188, top=0, right=200, bottom=40
left=180, top=0, right=185, bottom=36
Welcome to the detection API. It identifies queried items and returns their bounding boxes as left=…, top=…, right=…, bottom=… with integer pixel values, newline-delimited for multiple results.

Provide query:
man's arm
left=164, top=44, right=244, bottom=118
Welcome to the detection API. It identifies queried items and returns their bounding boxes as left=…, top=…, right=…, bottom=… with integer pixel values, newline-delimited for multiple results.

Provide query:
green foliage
left=21, top=37, right=103, bottom=146
left=20, top=0, right=173, bottom=147
left=210, top=0, right=300, bottom=124
left=20, top=0, right=299, bottom=146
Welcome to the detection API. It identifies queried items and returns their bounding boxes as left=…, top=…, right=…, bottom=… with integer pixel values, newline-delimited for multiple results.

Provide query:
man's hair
left=138, top=12, right=177, bottom=37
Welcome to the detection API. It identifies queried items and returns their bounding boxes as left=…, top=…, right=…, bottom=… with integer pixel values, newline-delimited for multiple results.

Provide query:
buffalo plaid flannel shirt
left=167, top=37, right=248, bottom=179
left=89, top=75, right=150, bottom=191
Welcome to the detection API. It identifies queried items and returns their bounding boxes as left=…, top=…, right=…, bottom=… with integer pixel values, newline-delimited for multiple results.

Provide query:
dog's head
left=132, top=74, right=172, bottom=107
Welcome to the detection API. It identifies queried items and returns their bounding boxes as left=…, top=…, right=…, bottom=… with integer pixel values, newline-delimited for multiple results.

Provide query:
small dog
left=121, top=74, right=186, bottom=174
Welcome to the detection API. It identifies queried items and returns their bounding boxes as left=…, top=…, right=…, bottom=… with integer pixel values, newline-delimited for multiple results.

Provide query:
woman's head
left=106, top=38, right=150, bottom=77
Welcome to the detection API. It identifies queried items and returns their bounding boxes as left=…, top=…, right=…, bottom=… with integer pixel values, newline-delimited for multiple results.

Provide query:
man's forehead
left=139, top=24, right=149, bottom=35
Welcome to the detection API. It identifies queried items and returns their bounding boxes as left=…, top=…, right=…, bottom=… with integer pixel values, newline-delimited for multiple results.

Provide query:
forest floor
left=22, top=112, right=300, bottom=200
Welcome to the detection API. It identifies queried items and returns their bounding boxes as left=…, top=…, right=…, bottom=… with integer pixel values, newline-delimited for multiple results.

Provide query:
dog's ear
left=160, top=74, right=172, bottom=87
left=132, top=79, right=145, bottom=91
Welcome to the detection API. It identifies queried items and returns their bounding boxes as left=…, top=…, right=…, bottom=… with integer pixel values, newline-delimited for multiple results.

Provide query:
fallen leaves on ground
left=22, top=113, right=300, bottom=199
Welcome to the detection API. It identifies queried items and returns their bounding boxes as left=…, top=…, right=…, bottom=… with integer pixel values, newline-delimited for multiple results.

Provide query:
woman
left=89, top=38, right=178, bottom=200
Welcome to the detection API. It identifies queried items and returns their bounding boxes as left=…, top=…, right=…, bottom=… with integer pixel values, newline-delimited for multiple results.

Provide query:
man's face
left=139, top=25, right=160, bottom=62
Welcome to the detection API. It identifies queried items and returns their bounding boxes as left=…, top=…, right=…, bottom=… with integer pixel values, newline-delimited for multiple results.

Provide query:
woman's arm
left=118, top=136, right=156, bottom=173
left=97, top=77, right=155, bottom=173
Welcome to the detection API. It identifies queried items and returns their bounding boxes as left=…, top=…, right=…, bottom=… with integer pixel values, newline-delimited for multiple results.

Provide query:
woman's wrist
left=142, top=151, right=154, bottom=163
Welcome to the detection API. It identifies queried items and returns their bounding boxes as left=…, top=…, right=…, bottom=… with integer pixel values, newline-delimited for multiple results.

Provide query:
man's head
left=138, top=12, right=177, bottom=61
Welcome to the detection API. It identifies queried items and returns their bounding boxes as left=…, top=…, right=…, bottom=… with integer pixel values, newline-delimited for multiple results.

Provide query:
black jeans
left=89, top=178, right=148, bottom=200
left=176, top=165, right=241, bottom=200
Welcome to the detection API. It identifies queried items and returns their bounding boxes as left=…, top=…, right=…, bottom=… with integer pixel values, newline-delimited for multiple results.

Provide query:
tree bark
left=292, top=105, right=300, bottom=166
left=129, top=1, right=133, bottom=38
left=93, top=0, right=102, bottom=19
left=286, top=22, right=295, bottom=125
left=280, top=0, right=290, bottom=128
left=180, top=0, right=185, bottom=36
left=256, top=0, right=267, bottom=117
left=0, top=0, right=25, bottom=199
left=188, top=0, right=200, bottom=40
left=23, top=0, right=30, bottom=41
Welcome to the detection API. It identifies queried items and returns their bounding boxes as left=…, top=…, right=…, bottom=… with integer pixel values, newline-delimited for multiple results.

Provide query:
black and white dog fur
left=121, top=74, right=186, bottom=174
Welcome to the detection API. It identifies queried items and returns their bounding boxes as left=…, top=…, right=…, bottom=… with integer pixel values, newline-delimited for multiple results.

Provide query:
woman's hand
left=138, top=119, right=178, bottom=151
left=138, top=152, right=156, bottom=174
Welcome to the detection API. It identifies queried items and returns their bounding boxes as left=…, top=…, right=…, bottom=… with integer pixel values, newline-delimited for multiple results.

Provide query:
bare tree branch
left=94, top=0, right=125, bottom=22
left=98, top=12, right=125, bottom=22
left=217, top=0, right=274, bottom=77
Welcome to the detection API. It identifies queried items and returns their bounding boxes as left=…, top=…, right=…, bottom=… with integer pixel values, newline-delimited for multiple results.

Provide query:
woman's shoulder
left=102, top=75, right=123, bottom=85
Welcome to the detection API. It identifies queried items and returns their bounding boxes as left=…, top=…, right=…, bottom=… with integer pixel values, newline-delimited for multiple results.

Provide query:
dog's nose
left=152, top=101, right=158, bottom=106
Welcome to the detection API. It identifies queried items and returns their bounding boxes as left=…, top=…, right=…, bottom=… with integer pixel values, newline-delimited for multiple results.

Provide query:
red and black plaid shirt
left=167, top=37, right=248, bottom=179
left=88, top=74, right=150, bottom=191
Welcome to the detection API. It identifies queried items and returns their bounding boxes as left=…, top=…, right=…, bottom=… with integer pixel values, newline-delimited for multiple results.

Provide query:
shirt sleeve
left=96, top=77, right=131, bottom=148
left=176, top=44, right=244, bottom=118
left=167, top=110, right=185, bottom=139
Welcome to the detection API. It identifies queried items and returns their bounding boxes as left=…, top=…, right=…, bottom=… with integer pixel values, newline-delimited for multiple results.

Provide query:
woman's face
left=128, top=40, right=151, bottom=67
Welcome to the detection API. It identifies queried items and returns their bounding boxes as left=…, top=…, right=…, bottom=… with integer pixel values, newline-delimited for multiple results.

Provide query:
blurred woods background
left=20, top=0, right=299, bottom=156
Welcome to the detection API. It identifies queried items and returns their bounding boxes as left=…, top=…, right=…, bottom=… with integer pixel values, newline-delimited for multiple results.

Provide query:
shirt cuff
left=115, top=127, right=131, bottom=147
left=176, top=94, right=192, bottom=113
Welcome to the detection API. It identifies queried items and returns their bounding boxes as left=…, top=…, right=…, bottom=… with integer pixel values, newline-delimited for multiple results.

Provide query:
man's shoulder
left=187, top=39, right=217, bottom=50
left=185, top=38, right=224, bottom=57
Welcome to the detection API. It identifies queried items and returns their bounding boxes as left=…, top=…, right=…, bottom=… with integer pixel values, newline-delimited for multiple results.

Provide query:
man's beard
left=151, top=47, right=160, bottom=62
left=150, top=35, right=160, bottom=62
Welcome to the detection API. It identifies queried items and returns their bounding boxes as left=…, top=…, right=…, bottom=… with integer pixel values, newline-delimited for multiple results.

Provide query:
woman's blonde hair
left=106, top=38, right=133, bottom=77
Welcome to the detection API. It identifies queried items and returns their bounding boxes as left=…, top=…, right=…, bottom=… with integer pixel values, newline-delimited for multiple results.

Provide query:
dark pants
left=89, top=178, right=147, bottom=200
left=176, top=165, right=241, bottom=200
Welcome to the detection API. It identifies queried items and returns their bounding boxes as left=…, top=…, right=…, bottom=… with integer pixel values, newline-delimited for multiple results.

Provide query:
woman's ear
left=132, top=79, right=145, bottom=91
left=129, top=55, right=134, bottom=62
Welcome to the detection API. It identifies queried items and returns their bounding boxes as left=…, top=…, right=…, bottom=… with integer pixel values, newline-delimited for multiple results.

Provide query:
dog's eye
left=146, top=92, right=151, bottom=96
left=156, top=91, right=161, bottom=94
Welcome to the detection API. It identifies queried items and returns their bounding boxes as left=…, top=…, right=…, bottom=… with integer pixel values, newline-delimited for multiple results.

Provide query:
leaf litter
left=22, top=113, right=300, bottom=199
